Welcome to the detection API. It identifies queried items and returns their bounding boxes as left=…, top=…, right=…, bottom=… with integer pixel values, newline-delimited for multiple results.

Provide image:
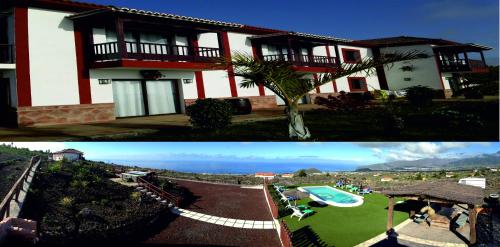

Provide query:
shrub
left=431, top=107, right=484, bottom=127
left=48, top=161, right=63, bottom=173
left=297, top=170, right=307, bottom=177
left=126, top=177, right=134, bottom=183
left=186, top=98, right=233, bottom=130
left=463, top=87, right=484, bottom=99
left=314, top=91, right=370, bottom=112
left=130, top=192, right=141, bottom=202
left=405, top=85, right=435, bottom=109
left=60, top=197, right=74, bottom=208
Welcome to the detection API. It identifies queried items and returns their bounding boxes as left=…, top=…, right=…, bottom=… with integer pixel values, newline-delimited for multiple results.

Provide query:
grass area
left=280, top=185, right=408, bottom=247
left=116, top=101, right=498, bottom=141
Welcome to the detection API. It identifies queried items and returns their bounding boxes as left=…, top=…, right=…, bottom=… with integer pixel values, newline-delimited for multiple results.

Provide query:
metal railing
left=93, top=41, right=221, bottom=63
left=0, top=44, right=14, bottom=64
left=262, top=54, right=338, bottom=67
left=440, top=59, right=487, bottom=72
left=137, top=177, right=182, bottom=207
left=0, top=156, right=40, bottom=221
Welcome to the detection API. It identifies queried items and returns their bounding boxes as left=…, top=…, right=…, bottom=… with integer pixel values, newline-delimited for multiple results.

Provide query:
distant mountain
left=295, top=167, right=322, bottom=175
left=357, top=151, right=500, bottom=171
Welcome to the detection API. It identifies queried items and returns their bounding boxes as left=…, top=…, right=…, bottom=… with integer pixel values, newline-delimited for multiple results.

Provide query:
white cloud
left=368, top=142, right=493, bottom=162
left=0, top=142, right=66, bottom=152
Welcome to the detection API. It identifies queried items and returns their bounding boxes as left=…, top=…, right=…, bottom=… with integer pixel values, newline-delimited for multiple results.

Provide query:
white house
left=52, top=149, right=84, bottom=161
left=458, top=177, right=486, bottom=189
left=255, top=172, right=276, bottom=179
left=0, top=0, right=492, bottom=127
left=121, top=170, right=154, bottom=182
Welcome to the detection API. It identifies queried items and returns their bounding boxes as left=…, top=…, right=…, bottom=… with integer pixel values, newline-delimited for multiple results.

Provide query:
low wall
left=263, top=180, right=294, bottom=247
left=17, top=103, right=116, bottom=127
left=184, top=95, right=278, bottom=110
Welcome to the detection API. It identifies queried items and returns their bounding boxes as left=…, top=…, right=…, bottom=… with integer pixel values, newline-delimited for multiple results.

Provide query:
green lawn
left=281, top=187, right=408, bottom=247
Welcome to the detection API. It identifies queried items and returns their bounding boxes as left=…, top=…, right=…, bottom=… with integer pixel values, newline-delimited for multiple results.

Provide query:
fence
left=137, top=177, right=182, bottom=207
left=263, top=179, right=294, bottom=247
left=0, top=156, right=40, bottom=221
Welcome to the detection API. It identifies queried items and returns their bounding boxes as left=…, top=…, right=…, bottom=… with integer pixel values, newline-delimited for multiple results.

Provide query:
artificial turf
left=281, top=188, right=408, bottom=247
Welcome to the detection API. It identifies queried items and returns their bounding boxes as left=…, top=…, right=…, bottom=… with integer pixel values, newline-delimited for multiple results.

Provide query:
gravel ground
left=142, top=179, right=281, bottom=246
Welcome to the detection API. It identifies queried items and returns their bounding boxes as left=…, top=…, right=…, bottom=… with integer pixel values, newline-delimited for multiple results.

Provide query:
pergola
left=382, top=182, right=484, bottom=244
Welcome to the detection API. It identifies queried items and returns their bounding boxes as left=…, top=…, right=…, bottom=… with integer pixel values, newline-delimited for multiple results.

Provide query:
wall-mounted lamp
left=183, top=79, right=193, bottom=84
left=98, top=79, right=112, bottom=85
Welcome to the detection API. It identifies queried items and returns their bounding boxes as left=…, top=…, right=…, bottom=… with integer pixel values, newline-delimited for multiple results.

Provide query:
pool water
left=299, top=186, right=363, bottom=207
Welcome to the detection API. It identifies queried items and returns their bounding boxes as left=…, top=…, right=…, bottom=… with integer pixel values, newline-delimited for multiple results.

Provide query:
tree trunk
left=286, top=103, right=311, bottom=140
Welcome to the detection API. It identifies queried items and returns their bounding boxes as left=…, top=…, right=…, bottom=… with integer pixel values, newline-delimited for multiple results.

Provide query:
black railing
left=0, top=44, right=14, bottom=63
left=440, top=59, right=487, bottom=72
left=262, top=54, right=338, bottom=67
left=93, top=41, right=222, bottom=62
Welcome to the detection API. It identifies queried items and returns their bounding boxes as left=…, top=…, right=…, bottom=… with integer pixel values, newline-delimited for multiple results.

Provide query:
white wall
left=381, top=44, right=442, bottom=90
left=89, top=69, right=198, bottom=106
left=28, top=8, right=80, bottom=106
left=228, top=32, right=260, bottom=97
left=197, top=32, right=219, bottom=48
left=202, top=70, right=232, bottom=98
left=336, top=45, right=380, bottom=92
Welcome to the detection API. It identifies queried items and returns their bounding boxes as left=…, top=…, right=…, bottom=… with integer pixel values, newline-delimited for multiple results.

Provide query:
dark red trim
left=91, top=60, right=225, bottom=70
left=433, top=51, right=446, bottom=92
left=341, top=48, right=362, bottom=63
left=333, top=80, right=338, bottom=93
left=372, top=47, right=389, bottom=90
left=195, top=71, right=206, bottom=99
left=313, top=74, right=320, bottom=93
left=14, top=7, right=31, bottom=107
left=325, top=46, right=338, bottom=93
left=252, top=43, right=266, bottom=96
left=347, top=77, right=368, bottom=92
left=74, top=25, right=92, bottom=104
left=292, top=66, right=337, bottom=73
left=220, top=31, right=238, bottom=97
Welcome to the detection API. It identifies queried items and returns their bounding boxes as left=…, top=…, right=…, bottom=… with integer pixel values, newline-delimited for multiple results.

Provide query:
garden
left=20, top=160, right=169, bottom=246
left=269, top=184, right=408, bottom=247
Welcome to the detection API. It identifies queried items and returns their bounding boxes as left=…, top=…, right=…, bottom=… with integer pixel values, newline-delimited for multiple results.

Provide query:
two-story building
left=0, top=0, right=491, bottom=127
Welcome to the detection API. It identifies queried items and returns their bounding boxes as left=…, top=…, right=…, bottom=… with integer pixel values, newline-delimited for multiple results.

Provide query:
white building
left=0, top=0, right=492, bottom=127
left=458, top=177, right=486, bottom=189
left=121, top=171, right=154, bottom=182
left=255, top=172, right=276, bottom=179
left=52, top=149, right=84, bottom=161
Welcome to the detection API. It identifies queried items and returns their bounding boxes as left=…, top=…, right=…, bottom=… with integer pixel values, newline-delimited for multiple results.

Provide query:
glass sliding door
left=112, top=80, right=146, bottom=117
left=146, top=80, right=178, bottom=115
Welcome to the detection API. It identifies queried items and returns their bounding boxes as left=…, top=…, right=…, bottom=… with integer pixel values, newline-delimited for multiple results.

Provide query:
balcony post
left=287, top=38, right=293, bottom=62
left=216, top=31, right=225, bottom=58
left=190, top=33, right=200, bottom=61
left=463, top=50, right=470, bottom=69
left=333, top=43, right=341, bottom=66
left=480, top=51, right=486, bottom=66
left=115, top=17, right=127, bottom=59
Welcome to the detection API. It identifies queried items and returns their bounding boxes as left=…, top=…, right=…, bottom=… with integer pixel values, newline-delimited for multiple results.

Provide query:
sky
left=82, top=0, right=499, bottom=65
left=4, top=142, right=498, bottom=165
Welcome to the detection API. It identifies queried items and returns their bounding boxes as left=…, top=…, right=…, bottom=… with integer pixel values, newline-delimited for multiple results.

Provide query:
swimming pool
left=298, top=186, right=364, bottom=207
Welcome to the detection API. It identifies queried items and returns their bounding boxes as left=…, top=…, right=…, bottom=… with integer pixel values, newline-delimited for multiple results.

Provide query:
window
left=342, top=48, right=361, bottom=63
left=348, top=77, right=368, bottom=91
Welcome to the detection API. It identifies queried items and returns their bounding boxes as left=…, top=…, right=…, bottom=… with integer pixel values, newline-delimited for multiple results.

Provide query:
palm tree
left=225, top=51, right=427, bottom=140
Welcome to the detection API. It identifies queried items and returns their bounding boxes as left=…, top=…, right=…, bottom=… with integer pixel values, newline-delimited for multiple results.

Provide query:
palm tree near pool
left=226, top=51, right=427, bottom=140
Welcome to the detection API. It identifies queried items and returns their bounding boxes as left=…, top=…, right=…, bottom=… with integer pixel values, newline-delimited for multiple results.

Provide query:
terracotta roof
left=382, top=181, right=485, bottom=205
left=354, top=36, right=461, bottom=47
left=53, top=149, right=83, bottom=154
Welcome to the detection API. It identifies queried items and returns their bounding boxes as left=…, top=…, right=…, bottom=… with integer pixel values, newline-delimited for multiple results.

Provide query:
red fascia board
left=90, top=60, right=226, bottom=70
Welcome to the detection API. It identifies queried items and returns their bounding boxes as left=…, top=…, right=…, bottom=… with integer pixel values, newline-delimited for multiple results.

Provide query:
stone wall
left=184, top=96, right=278, bottom=110
left=308, top=93, right=337, bottom=104
left=17, top=103, right=115, bottom=127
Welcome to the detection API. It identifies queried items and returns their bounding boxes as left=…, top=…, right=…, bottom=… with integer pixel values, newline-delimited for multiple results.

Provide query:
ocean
left=99, top=158, right=359, bottom=174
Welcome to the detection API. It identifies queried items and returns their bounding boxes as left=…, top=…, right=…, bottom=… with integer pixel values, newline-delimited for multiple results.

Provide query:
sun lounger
left=413, top=213, right=429, bottom=223
left=453, top=212, right=469, bottom=229
left=290, top=207, right=315, bottom=221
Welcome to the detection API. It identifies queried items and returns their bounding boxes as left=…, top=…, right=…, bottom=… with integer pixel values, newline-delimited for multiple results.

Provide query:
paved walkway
left=171, top=207, right=275, bottom=229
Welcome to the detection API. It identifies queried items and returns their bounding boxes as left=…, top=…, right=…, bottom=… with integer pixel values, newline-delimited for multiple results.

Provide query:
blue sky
left=6, top=142, right=499, bottom=165
left=83, top=0, right=499, bottom=64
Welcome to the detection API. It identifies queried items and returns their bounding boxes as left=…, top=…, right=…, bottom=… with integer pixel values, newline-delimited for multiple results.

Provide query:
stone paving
left=171, top=207, right=276, bottom=229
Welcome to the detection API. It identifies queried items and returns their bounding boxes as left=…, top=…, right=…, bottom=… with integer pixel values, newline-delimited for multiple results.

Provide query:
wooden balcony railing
left=262, top=54, right=338, bottom=67
left=93, top=41, right=221, bottom=63
left=440, top=59, right=487, bottom=72
left=0, top=44, right=14, bottom=64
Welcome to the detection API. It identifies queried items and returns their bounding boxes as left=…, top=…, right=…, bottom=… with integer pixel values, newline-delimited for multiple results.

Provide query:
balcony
left=439, top=59, right=488, bottom=73
left=0, top=44, right=14, bottom=64
left=262, top=54, right=338, bottom=67
left=93, top=41, right=222, bottom=63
